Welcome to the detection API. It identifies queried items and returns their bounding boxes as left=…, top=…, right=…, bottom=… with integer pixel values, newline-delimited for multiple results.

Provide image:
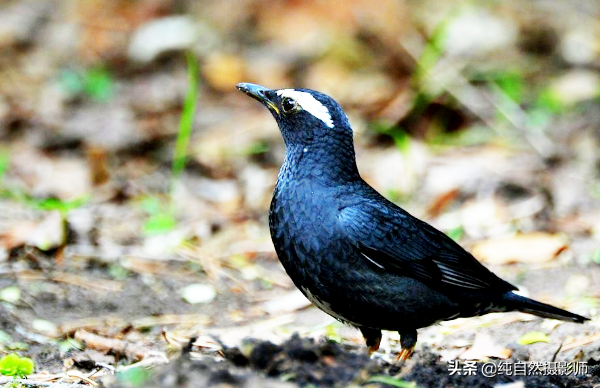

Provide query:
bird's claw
left=396, top=347, right=413, bottom=362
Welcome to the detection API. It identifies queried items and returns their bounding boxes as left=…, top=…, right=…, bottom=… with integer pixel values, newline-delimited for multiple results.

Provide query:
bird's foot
left=390, top=346, right=414, bottom=374
left=360, top=327, right=382, bottom=356
left=397, top=347, right=413, bottom=362
left=395, top=328, right=417, bottom=365
left=367, top=342, right=380, bottom=355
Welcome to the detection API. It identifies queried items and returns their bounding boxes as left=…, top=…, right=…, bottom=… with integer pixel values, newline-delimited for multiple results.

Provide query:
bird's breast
left=269, top=179, right=348, bottom=283
left=270, top=180, right=340, bottom=250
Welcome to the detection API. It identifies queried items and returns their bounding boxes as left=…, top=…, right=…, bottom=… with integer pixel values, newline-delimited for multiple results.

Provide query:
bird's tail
left=503, top=292, right=588, bottom=323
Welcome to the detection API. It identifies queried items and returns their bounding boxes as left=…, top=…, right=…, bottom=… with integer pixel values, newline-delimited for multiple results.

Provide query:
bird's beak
left=236, top=83, right=280, bottom=114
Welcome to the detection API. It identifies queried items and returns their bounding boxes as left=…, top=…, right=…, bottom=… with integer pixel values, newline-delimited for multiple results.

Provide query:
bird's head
left=236, top=83, right=352, bottom=147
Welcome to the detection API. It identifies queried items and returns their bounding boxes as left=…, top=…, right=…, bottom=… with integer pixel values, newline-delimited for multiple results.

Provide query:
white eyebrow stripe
left=276, top=89, right=334, bottom=128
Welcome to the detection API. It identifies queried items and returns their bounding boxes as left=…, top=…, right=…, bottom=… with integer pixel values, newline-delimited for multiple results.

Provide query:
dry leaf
left=0, top=212, right=65, bottom=251
left=27, top=211, right=66, bottom=251
left=460, top=333, right=512, bottom=360
left=128, top=16, right=198, bottom=63
left=472, top=233, right=567, bottom=265
left=202, top=52, right=246, bottom=92
left=0, top=221, right=37, bottom=250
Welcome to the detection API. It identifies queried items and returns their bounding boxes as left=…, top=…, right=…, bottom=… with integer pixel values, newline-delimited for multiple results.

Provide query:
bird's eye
left=281, top=97, right=298, bottom=114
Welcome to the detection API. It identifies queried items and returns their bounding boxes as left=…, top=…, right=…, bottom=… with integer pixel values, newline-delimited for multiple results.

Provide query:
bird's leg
left=397, top=329, right=417, bottom=362
left=359, top=327, right=382, bottom=355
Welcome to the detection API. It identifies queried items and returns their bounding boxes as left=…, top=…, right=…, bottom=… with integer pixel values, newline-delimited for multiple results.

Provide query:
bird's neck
left=278, top=140, right=360, bottom=186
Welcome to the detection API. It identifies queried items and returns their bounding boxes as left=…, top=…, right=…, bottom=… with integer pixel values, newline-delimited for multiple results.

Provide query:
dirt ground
left=2, top=0, right=600, bottom=387
left=1, top=223, right=600, bottom=387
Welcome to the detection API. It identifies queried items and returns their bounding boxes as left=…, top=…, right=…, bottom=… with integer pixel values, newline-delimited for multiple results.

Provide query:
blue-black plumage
left=236, top=82, right=588, bottom=360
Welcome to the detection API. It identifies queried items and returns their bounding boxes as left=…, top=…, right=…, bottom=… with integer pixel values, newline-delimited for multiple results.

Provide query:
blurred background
left=1, top=0, right=600, bottom=383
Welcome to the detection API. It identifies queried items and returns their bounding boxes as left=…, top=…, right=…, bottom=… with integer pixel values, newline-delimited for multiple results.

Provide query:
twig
left=132, top=314, right=211, bottom=329
left=438, top=312, right=536, bottom=334
left=74, top=329, right=160, bottom=361
left=552, top=342, right=563, bottom=361
left=11, top=270, right=122, bottom=292
left=560, top=333, right=600, bottom=352
left=115, top=354, right=169, bottom=372
left=59, top=317, right=127, bottom=336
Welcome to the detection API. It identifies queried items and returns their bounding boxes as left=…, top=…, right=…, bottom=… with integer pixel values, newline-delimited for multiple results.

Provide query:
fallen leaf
left=460, top=333, right=512, bottom=360
left=561, top=333, right=600, bottom=352
left=202, top=52, right=246, bottom=92
left=549, top=70, right=600, bottom=106
left=0, top=212, right=65, bottom=251
left=472, top=233, right=567, bottom=265
left=564, top=274, right=590, bottom=296
left=10, top=147, right=91, bottom=200
left=518, top=331, right=550, bottom=345
left=26, top=211, right=66, bottom=251
left=443, top=9, right=517, bottom=56
left=128, top=16, right=198, bottom=63
left=192, top=336, right=222, bottom=351
left=427, top=189, right=459, bottom=218
left=4, top=220, right=31, bottom=248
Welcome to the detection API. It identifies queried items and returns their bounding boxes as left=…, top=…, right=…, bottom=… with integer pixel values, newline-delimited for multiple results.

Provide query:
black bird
left=236, top=82, right=588, bottom=360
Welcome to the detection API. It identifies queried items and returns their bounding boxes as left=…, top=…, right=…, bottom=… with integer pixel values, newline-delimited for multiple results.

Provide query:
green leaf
left=28, top=196, right=88, bottom=213
left=59, top=67, right=114, bottom=102
left=591, top=247, right=600, bottom=265
left=368, top=120, right=411, bottom=155
left=58, top=69, right=85, bottom=96
left=243, top=140, right=270, bottom=156
left=446, top=226, right=463, bottom=242
left=280, top=372, right=298, bottom=382
left=83, top=67, right=114, bottom=102
left=368, top=375, right=422, bottom=388
left=58, top=338, right=83, bottom=354
left=117, top=366, right=150, bottom=387
left=535, top=88, right=565, bottom=114
left=518, top=331, right=550, bottom=345
left=324, top=323, right=341, bottom=343
left=0, top=353, right=35, bottom=377
left=493, top=70, right=524, bottom=103
left=171, top=51, right=199, bottom=188
left=143, top=213, right=176, bottom=236
left=414, top=15, right=452, bottom=86
left=0, top=150, right=10, bottom=183
left=109, top=264, right=131, bottom=280
left=140, top=196, right=161, bottom=214
left=141, top=196, right=177, bottom=236
left=391, top=128, right=412, bottom=155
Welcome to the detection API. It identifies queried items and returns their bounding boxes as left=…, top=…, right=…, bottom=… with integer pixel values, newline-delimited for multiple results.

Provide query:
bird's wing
left=339, top=200, right=517, bottom=292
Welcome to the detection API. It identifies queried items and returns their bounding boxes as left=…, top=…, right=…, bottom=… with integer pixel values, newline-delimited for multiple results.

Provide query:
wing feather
left=339, top=200, right=516, bottom=292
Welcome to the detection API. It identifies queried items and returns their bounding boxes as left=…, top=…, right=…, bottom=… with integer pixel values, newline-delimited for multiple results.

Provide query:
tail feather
left=504, top=292, right=588, bottom=323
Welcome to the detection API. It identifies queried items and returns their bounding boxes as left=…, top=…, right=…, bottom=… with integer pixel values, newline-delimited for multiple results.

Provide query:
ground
left=1, top=210, right=599, bottom=387
left=1, top=0, right=600, bottom=387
